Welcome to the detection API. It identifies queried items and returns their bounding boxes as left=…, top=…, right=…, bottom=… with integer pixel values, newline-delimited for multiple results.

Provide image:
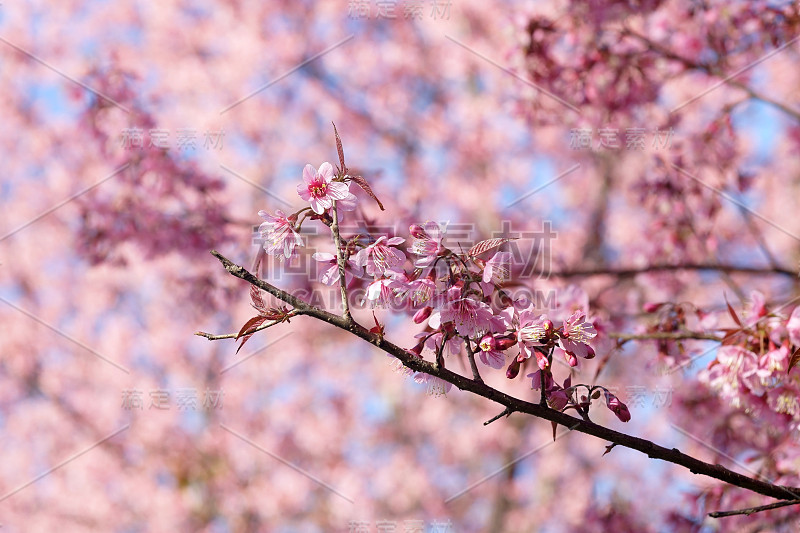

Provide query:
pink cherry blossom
left=399, top=277, right=437, bottom=306
left=422, top=331, right=464, bottom=358
left=296, top=162, right=351, bottom=214
left=786, top=306, right=800, bottom=346
left=408, top=221, right=446, bottom=267
left=354, top=236, right=406, bottom=277
left=258, top=209, right=304, bottom=259
left=480, top=251, right=513, bottom=295
left=517, top=310, right=554, bottom=369
left=439, top=294, right=496, bottom=337
left=477, top=334, right=506, bottom=369
left=364, top=277, right=400, bottom=308
left=311, top=252, right=362, bottom=286
left=557, top=310, right=597, bottom=360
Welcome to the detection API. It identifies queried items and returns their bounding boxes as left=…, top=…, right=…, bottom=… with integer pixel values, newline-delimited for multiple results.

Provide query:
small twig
left=196, top=312, right=298, bottom=341
left=709, top=499, right=800, bottom=518
left=484, top=407, right=513, bottom=426
left=330, top=200, right=353, bottom=324
left=464, top=337, right=483, bottom=383
left=607, top=331, right=723, bottom=342
left=547, top=263, right=798, bottom=279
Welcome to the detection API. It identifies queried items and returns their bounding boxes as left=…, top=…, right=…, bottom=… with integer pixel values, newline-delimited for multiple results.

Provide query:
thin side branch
left=330, top=201, right=353, bottom=324
left=196, top=312, right=298, bottom=340
left=709, top=499, right=800, bottom=518
left=484, top=407, right=513, bottom=426
left=464, top=337, right=483, bottom=383
left=210, top=251, right=800, bottom=503
left=548, top=263, right=798, bottom=279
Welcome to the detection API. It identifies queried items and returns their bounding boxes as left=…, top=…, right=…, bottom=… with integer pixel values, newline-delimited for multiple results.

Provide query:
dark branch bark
left=709, top=499, right=800, bottom=518
left=209, top=250, right=800, bottom=503
left=548, top=263, right=797, bottom=279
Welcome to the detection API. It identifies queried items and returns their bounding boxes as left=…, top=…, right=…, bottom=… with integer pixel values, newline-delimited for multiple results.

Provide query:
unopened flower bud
left=579, top=395, right=590, bottom=410
left=584, top=345, right=596, bottom=359
left=643, top=302, right=662, bottom=313
left=494, top=333, right=517, bottom=351
left=506, top=359, right=521, bottom=379
left=413, top=306, right=433, bottom=324
left=605, top=392, right=632, bottom=422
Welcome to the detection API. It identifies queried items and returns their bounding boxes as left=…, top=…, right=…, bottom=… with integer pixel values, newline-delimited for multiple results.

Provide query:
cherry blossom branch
left=708, top=498, right=800, bottom=518
left=209, top=250, right=800, bottom=503
left=329, top=200, right=353, bottom=324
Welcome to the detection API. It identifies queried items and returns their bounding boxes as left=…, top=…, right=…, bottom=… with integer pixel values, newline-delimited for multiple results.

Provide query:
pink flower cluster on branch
left=203, top=126, right=800, bottom=524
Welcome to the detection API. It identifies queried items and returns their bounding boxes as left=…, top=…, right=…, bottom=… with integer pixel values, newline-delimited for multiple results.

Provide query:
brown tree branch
left=330, top=200, right=353, bottom=324
left=548, top=263, right=797, bottom=279
left=709, top=498, right=800, bottom=518
left=195, top=315, right=293, bottom=340
left=208, top=250, right=800, bottom=503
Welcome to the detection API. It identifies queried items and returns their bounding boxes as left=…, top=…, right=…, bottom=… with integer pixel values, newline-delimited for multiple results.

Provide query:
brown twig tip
left=709, top=499, right=800, bottom=518
left=484, top=407, right=513, bottom=426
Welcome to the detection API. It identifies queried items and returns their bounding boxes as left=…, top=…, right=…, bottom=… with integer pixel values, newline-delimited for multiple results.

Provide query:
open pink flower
left=408, top=221, right=446, bottom=267
left=364, top=277, right=400, bottom=308
left=258, top=209, right=304, bottom=259
left=400, top=277, right=437, bottom=306
left=297, top=162, right=351, bottom=214
left=439, top=292, right=495, bottom=337
left=480, top=251, right=513, bottom=295
left=354, top=236, right=406, bottom=277
left=557, top=310, right=597, bottom=362
left=787, top=306, right=800, bottom=346
left=477, top=334, right=505, bottom=369
left=422, top=330, right=464, bottom=358
left=311, top=252, right=362, bottom=286
left=517, top=310, right=554, bottom=369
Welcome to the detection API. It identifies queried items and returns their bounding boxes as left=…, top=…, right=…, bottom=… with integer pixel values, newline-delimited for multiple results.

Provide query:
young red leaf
left=468, top=238, right=515, bottom=257
left=235, top=316, right=269, bottom=354
left=370, top=310, right=385, bottom=338
left=250, top=284, right=269, bottom=315
left=788, top=347, right=800, bottom=374
left=332, top=122, right=347, bottom=175
left=724, top=292, right=742, bottom=327
left=235, top=315, right=268, bottom=341
left=348, top=175, right=385, bottom=211
left=551, top=420, right=558, bottom=442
